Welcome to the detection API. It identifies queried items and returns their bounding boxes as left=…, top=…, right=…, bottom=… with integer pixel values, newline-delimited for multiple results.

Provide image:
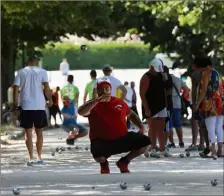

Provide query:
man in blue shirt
left=61, top=96, right=88, bottom=145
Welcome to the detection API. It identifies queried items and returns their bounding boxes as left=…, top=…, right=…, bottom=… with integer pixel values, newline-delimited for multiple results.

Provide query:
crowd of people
left=11, top=55, right=224, bottom=173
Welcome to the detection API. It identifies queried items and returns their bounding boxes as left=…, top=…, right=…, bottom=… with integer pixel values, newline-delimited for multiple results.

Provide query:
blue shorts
left=170, top=108, right=182, bottom=128
left=62, top=123, right=88, bottom=133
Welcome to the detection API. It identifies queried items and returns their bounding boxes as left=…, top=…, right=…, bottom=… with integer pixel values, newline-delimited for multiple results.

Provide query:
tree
left=110, top=1, right=224, bottom=73
left=1, top=1, right=114, bottom=102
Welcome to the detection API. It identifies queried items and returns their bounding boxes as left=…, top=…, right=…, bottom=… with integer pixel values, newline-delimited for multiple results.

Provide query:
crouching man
left=78, top=77, right=150, bottom=174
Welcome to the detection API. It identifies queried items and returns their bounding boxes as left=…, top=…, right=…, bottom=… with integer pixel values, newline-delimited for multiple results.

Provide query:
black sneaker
left=167, top=143, right=176, bottom=148
left=179, top=142, right=185, bottom=148
left=66, top=138, right=75, bottom=145
left=203, top=147, right=210, bottom=155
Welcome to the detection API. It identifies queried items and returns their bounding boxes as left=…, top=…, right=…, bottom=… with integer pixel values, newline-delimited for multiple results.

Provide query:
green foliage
left=16, top=43, right=154, bottom=70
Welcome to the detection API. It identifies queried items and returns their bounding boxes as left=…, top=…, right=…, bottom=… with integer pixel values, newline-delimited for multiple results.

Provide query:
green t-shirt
left=85, top=80, right=96, bottom=100
left=61, top=83, right=79, bottom=101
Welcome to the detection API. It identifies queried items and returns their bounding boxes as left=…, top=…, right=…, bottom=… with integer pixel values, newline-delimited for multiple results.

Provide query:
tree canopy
left=1, top=1, right=224, bottom=102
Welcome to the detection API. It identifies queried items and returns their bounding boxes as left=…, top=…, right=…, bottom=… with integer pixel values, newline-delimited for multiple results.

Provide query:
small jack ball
left=80, top=45, right=87, bottom=51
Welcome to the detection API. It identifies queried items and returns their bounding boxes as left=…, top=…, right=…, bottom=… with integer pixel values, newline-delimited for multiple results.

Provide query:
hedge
left=44, top=42, right=155, bottom=70
left=16, top=42, right=155, bottom=70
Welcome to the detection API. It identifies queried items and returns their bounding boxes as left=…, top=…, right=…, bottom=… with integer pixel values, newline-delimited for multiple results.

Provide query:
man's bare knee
left=94, top=157, right=107, bottom=163
left=35, top=129, right=43, bottom=138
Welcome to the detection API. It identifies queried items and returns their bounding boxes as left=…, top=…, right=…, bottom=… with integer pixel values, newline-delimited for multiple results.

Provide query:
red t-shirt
left=87, top=97, right=131, bottom=140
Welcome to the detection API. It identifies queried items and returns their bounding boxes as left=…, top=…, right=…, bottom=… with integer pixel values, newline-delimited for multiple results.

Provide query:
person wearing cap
left=61, top=75, right=79, bottom=119
left=83, top=70, right=97, bottom=103
left=92, top=64, right=127, bottom=100
left=13, top=56, right=53, bottom=166
left=140, top=58, right=168, bottom=157
left=78, top=77, right=150, bottom=174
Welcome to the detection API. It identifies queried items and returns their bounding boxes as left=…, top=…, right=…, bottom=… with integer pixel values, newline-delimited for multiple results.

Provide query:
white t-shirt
left=171, top=75, right=187, bottom=109
left=124, top=85, right=133, bottom=108
left=94, top=75, right=122, bottom=96
left=14, top=66, right=48, bottom=110
left=59, top=61, right=69, bottom=74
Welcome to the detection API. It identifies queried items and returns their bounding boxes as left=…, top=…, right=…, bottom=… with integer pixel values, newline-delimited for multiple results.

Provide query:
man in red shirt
left=78, top=77, right=150, bottom=174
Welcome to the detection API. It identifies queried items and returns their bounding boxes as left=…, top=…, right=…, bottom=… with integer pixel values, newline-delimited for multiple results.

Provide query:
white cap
left=149, top=58, right=164, bottom=72
left=97, top=77, right=111, bottom=87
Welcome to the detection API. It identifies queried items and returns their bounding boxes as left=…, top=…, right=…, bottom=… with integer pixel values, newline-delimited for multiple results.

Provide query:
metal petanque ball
left=51, top=152, right=55, bottom=156
left=75, top=146, right=79, bottom=150
left=143, top=183, right=151, bottom=191
left=186, top=152, right=190, bottom=157
left=67, top=146, right=71, bottom=150
left=56, top=147, right=60, bottom=152
left=80, top=45, right=87, bottom=51
left=12, top=188, right=20, bottom=195
left=60, top=147, right=65, bottom=151
left=85, top=147, right=88, bottom=151
left=120, top=182, right=127, bottom=190
left=58, top=150, right=62, bottom=154
left=211, top=179, right=218, bottom=186
left=179, top=154, right=184, bottom=158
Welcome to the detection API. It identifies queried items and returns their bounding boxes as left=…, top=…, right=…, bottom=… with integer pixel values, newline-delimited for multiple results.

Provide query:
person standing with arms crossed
left=13, top=56, right=53, bottom=166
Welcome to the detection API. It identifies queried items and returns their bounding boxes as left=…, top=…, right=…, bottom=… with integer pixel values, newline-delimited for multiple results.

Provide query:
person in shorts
left=61, top=96, right=88, bottom=145
left=78, top=77, right=150, bottom=174
left=13, top=56, right=53, bottom=166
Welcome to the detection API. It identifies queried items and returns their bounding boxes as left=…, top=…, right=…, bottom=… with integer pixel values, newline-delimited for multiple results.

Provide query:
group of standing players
left=12, top=56, right=223, bottom=172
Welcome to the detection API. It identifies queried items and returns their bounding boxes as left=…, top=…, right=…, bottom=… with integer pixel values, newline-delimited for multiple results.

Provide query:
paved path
left=1, top=127, right=223, bottom=195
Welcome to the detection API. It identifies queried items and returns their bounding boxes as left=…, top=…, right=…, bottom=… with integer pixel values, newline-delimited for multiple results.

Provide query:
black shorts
left=49, top=105, right=61, bottom=117
left=20, top=110, right=48, bottom=129
left=90, top=132, right=150, bottom=158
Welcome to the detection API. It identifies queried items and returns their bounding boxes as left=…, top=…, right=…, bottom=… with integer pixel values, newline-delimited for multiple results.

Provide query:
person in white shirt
left=92, top=64, right=127, bottom=99
left=13, top=56, right=53, bottom=166
left=59, top=58, right=70, bottom=76
left=124, top=81, right=133, bottom=129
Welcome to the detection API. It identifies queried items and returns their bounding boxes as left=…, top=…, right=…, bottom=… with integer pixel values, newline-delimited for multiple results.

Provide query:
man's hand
left=47, top=100, right=53, bottom=107
left=138, top=125, right=145, bottom=135
left=96, top=94, right=111, bottom=102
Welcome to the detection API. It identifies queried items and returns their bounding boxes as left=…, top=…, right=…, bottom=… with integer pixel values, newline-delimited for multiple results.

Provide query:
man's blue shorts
left=169, top=108, right=182, bottom=128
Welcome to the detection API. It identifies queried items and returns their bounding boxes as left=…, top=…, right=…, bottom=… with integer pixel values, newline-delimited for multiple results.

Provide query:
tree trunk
left=1, top=39, right=17, bottom=103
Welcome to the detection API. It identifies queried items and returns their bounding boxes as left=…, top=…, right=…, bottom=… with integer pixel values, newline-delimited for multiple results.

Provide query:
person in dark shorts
left=140, top=58, right=168, bottom=157
left=61, top=96, right=88, bottom=145
left=78, top=77, right=150, bottom=174
left=13, top=56, right=53, bottom=166
left=49, top=87, right=62, bottom=127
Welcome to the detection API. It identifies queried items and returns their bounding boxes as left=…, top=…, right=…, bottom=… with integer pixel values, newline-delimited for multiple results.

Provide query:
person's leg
left=205, top=116, right=217, bottom=157
left=115, top=132, right=150, bottom=173
left=91, top=140, right=111, bottom=174
left=216, top=116, right=223, bottom=156
left=147, top=119, right=156, bottom=149
left=198, top=120, right=205, bottom=148
left=34, top=128, right=43, bottom=161
left=20, top=110, right=35, bottom=163
left=33, top=110, right=48, bottom=162
left=25, top=129, right=35, bottom=161
left=126, top=118, right=131, bottom=129
left=74, top=124, right=88, bottom=139
left=156, top=117, right=166, bottom=152
left=172, top=109, right=184, bottom=147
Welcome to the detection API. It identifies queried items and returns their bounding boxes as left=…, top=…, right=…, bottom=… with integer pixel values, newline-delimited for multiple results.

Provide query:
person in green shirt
left=61, top=75, right=79, bottom=118
left=83, top=70, right=97, bottom=103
